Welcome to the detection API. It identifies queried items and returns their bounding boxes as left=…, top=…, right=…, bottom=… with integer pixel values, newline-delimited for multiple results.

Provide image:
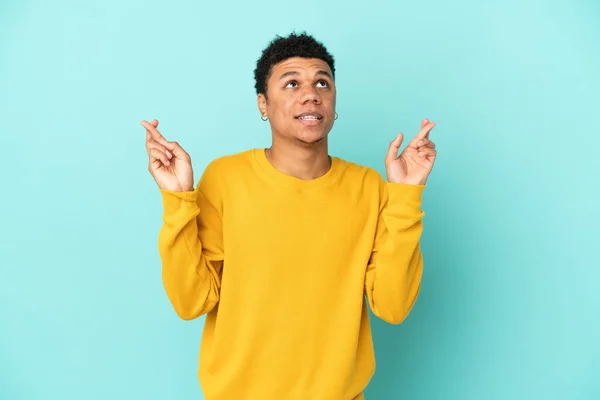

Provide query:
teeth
left=299, top=116, right=319, bottom=120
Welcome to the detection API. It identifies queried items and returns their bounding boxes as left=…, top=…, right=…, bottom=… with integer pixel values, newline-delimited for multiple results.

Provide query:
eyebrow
left=278, top=70, right=333, bottom=81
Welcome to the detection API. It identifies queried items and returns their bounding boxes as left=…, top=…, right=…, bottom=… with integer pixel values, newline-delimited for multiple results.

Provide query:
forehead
left=269, top=57, right=332, bottom=78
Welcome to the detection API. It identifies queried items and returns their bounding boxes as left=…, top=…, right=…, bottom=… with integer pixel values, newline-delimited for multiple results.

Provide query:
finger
left=149, top=148, right=171, bottom=167
left=418, top=147, right=437, bottom=158
left=149, top=155, right=165, bottom=172
left=147, top=140, right=173, bottom=159
left=408, top=121, right=436, bottom=148
left=146, top=132, right=170, bottom=159
left=148, top=148, right=171, bottom=166
left=141, top=120, right=171, bottom=149
left=417, top=121, right=435, bottom=140
left=385, top=133, right=404, bottom=164
left=421, top=118, right=429, bottom=128
left=142, top=119, right=162, bottom=141
left=417, top=138, right=435, bottom=149
left=168, top=140, right=190, bottom=160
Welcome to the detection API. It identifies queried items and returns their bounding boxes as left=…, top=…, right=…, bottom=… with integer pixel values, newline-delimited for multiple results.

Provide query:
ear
left=257, top=93, right=267, bottom=117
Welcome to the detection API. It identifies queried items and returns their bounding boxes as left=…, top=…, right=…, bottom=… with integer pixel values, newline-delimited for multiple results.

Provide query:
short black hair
left=254, top=31, right=336, bottom=98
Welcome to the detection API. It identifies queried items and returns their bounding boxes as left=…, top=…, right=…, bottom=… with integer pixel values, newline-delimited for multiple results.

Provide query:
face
left=258, top=57, right=336, bottom=145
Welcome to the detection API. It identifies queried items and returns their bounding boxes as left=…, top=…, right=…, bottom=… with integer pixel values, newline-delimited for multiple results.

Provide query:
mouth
left=295, top=112, right=323, bottom=121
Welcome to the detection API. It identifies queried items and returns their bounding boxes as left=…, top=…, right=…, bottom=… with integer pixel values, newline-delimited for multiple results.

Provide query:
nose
left=299, top=86, right=321, bottom=105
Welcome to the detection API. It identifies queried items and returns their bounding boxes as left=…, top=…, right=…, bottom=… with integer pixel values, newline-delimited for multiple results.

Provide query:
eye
left=316, top=80, right=329, bottom=88
left=285, top=80, right=298, bottom=88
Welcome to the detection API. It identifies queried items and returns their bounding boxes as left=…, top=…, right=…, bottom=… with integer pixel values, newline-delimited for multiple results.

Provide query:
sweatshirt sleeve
left=365, top=176, right=425, bottom=325
left=157, top=161, right=224, bottom=320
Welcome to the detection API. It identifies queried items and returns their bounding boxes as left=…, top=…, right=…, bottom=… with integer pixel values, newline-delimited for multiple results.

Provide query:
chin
left=295, top=130, right=328, bottom=145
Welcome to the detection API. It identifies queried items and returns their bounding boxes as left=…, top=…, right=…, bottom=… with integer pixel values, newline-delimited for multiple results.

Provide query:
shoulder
left=203, top=149, right=254, bottom=172
left=199, top=149, right=254, bottom=178
left=333, top=156, right=386, bottom=186
left=333, top=156, right=388, bottom=206
left=196, top=149, right=255, bottom=192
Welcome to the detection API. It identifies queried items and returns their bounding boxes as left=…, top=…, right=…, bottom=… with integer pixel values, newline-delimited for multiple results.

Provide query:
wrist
left=159, top=185, right=196, bottom=194
left=157, top=182, right=195, bottom=192
left=388, top=179, right=426, bottom=185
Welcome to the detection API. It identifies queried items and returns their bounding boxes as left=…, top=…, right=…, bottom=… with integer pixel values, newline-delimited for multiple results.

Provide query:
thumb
left=385, top=132, right=404, bottom=164
left=421, top=118, right=429, bottom=128
left=151, top=119, right=159, bottom=128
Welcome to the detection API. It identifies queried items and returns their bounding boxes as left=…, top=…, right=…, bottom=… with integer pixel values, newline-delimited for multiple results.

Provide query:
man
left=142, top=32, right=437, bottom=400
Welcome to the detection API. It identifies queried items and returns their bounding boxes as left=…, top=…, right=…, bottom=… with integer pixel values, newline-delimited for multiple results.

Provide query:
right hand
left=142, top=119, right=194, bottom=192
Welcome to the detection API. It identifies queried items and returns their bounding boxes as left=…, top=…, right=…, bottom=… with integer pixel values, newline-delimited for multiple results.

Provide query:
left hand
left=385, top=118, right=437, bottom=185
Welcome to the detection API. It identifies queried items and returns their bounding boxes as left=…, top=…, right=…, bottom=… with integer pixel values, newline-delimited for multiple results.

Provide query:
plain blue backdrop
left=1, top=0, right=599, bottom=399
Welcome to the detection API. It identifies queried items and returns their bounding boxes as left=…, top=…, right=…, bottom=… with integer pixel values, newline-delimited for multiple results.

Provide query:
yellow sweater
left=157, top=148, right=425, bottom=400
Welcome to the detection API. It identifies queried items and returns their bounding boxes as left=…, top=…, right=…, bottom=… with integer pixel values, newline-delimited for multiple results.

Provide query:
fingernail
left=419, top=151, right=424, bottom=156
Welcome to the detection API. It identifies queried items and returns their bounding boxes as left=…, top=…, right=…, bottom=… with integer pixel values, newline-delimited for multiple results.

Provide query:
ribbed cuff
left=386, top=183, right=425, bottom=215
left=159, top=187, right=199, bottom=213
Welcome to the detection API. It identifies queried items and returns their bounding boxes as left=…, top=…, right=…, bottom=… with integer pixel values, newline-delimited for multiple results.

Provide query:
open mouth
left=295, top=112, right=323, bottom=121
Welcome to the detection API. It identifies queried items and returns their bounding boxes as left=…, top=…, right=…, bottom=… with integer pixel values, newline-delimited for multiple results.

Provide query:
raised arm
left=365, top=181, right=425, bottom=324
left=143, top=119, right=224, bottom=320
left=365, top=118, right=437, bottom=324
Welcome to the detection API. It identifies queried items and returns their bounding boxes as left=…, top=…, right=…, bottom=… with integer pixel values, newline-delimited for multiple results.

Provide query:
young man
left=142, top=32, right=437, bottom=400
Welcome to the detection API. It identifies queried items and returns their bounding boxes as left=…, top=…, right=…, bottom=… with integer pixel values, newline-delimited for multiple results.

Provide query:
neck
left=265, top=138, right=331, bottom=180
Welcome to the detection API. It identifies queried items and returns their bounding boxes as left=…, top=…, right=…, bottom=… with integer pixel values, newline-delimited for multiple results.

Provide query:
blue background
left=1, top=0, right=599, bottom=399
